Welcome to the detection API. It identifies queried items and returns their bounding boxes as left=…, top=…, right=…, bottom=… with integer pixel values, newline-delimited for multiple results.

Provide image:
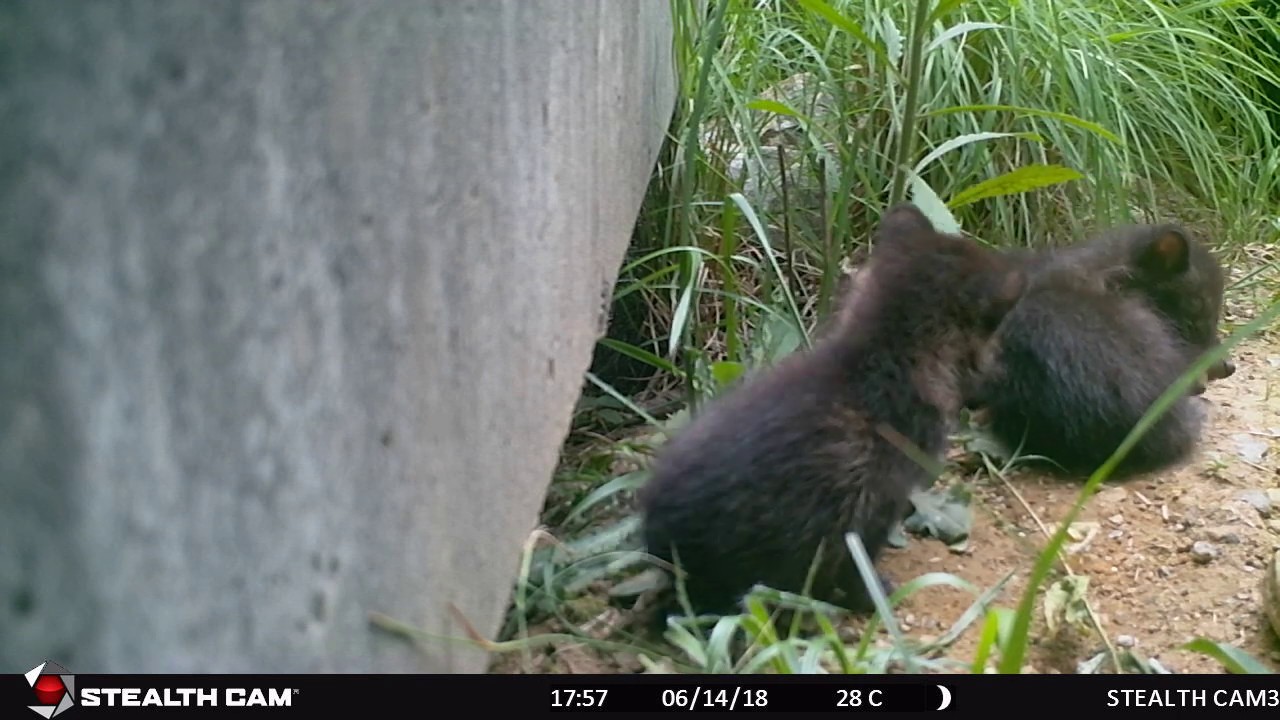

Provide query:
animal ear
left=874, top=203, right=935, bottom=244
left=998, top=267, right=1028, bottom=306
left=979, top=267, right=1027, bottom=327
left=1135, top=226, right=1190, bottom=277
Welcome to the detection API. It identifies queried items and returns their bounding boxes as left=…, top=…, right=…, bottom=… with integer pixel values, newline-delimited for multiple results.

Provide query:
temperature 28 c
left=550, top=689, right=609, bottom=709
left=836, top=689, right=884, bottom=708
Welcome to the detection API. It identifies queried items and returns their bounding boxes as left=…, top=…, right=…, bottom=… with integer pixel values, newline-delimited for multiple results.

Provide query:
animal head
left=868, top=203, right=1028, bottom=335
left=1119, top=224, right=1233, bottom=384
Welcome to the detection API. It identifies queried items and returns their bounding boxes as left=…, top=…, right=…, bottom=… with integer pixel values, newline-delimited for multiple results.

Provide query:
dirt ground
left=489, top=252, right=1280, bottom=676
left=886, top=327, right=1280, bottom=673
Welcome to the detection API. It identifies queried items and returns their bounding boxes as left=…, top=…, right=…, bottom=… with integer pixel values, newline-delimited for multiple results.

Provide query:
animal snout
left=1208, top=356, right=1236, bottom=382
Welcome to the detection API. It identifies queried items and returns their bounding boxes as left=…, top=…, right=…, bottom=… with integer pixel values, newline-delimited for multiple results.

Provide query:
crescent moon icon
left=936, top=685, right=952, bottom=711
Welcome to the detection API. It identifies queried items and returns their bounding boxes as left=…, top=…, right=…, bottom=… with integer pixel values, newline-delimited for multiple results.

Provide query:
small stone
left=1097, top=487, right=1128, bottom=507
left=1117, top=635, right=1136, bottom=648
left=1190, top=541, right=1219, bottom=564
left=1205, top=526, right=1241, bottom=544
left=1108, top=530, right=1124, bottom=540
left=1235, top=489, right=1272, bottom=518
left=1232, top=434, right=1270, bottom=464
left=1108, top=513, right=1125, bottom=526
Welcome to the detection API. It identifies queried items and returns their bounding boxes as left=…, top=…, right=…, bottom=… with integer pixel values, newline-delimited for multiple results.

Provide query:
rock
left=1097, top=487, right=1128, bottom=507
left=1190, top=541, right=1219, bottom=564
left=1234, top=490, right=1272, bottom=518
left=1108, top=513, right=1125, bottom=526
left=1231, top=433, right=1269, bottom=464
left=1204, top=526, right=1241, bottom=544
left=1117, top=634, right=1136, bottom=648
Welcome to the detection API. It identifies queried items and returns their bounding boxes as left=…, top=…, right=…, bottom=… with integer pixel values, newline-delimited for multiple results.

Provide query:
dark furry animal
left=975, top=224, right=1232, bottom=479
left=637, top=204, right=1028, bottom=622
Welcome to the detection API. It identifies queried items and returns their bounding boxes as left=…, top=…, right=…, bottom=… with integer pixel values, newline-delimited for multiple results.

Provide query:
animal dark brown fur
left=973, top=224, right=1232, bottom=479
left=637, top=204, right=1028, bottom=622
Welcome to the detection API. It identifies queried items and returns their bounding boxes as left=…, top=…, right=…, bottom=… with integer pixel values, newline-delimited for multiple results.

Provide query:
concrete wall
left=0, top=0, right=675, bottom=673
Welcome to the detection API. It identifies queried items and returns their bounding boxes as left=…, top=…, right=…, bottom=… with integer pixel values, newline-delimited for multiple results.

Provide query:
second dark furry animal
left=975, top=224, right=1232, bottom=479
left=638, top=204, right=1028, bottom=621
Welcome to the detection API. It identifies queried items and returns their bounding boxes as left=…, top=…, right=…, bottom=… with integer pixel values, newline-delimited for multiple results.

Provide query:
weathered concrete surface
left=0, top=1, right=675, bottom=673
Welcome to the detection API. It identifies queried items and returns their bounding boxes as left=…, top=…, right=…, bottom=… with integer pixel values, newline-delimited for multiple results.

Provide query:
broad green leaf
left=1182, top=638, right=1276, bottom=674
left=947, top=164, right=1084, bottom=209
left=926, top=22, right=1008, bottom=54
left=912, top=131, right=1024, bottom=178
left=907, top=174, right=963, bottom=235
left=746, top=98, right=801, bottom=117
left=710, top=360, right=745, bottom=388
left=926, top=104, right=1123, bottom=144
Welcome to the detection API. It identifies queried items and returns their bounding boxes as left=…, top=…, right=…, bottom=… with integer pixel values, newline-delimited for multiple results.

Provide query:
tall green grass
left=459, top=0, right=1280, bottom=676
left=612, top=0, right=1280, bottom=402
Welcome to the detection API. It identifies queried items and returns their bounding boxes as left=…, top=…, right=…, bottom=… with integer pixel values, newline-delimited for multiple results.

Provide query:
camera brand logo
left=25, top=661, right=75, bottom=718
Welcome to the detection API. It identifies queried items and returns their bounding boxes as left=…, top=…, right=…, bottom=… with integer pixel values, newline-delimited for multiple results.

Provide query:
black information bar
left=550, top=682, right=943, bottom=711
left=7, top=671, right=1280, bottom=716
